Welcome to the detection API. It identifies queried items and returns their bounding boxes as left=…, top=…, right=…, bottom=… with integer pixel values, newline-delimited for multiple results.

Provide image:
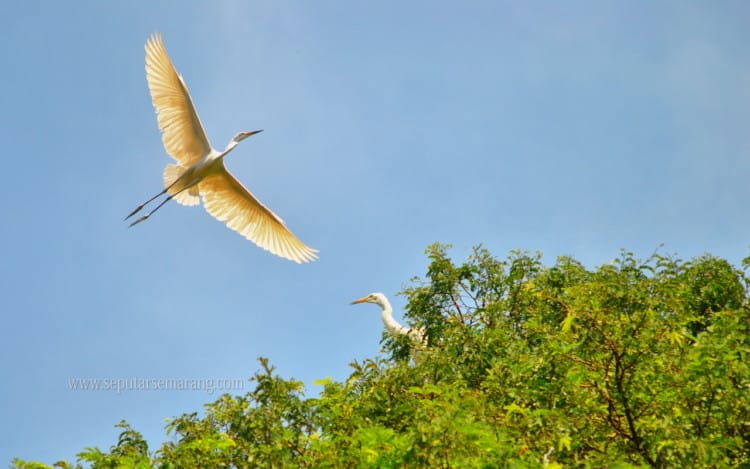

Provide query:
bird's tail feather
left=163, top=164, right=200, bottom=206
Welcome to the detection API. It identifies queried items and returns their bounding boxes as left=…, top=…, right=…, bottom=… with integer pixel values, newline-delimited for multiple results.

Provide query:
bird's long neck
left=379, top=298, right=408, bottom=336
left=221, top=139, right=240, bottom=158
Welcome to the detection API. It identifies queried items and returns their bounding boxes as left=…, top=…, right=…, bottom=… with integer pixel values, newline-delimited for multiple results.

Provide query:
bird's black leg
left=124, top=171, right=191, bottom=221
left=128, top=193, right=174, bottom=227
left=127, top=183, right=198, bottom=228
left=124, top=188, right=169, bottom=221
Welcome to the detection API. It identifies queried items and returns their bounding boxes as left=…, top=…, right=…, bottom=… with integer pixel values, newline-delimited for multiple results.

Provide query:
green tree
left=13, top=245, right=750, bottom=468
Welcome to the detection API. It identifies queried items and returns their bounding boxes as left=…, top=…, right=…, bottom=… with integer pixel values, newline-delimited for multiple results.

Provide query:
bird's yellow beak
left=351, top=296, right=369, bottom=305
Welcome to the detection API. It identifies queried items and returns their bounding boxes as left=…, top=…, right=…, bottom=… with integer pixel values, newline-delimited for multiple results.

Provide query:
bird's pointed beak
left=351, top=296, right=369, bottom=305
left=235, top=129, right=263, bottom=142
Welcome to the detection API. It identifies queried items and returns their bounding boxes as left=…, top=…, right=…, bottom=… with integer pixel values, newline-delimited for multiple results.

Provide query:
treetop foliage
left=13, top=244, right=750, bottom=468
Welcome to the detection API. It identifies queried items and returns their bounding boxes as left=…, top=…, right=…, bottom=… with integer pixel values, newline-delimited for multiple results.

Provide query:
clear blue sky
left=1, top=1, right=748, bottom=464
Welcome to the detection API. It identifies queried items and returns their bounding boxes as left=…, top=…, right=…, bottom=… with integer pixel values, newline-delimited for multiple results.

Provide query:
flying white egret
left=351, top=293, right=427, bottom=347
left=126, top=33, right=318, bottom=264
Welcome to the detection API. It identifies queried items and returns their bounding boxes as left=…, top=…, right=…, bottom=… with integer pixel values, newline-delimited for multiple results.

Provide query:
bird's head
left=351, top=292, right=387, bottom=307
left=233, top=129, right=263, bottom=143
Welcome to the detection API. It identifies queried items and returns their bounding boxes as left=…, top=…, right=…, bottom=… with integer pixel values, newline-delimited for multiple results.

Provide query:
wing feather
left=145, top=33, right=212, bottom=166
left=199, top=168, right=318, bottom=264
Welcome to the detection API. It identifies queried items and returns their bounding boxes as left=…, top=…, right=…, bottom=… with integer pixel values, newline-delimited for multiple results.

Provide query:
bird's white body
left=126, top=33, right=317, bottom=264
left=351, top=293, right=426, bottom=346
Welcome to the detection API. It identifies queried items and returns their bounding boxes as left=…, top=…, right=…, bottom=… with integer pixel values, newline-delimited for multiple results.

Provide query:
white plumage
left=351, top=293, right=427, bottom=347
left=126, top=33, right=318, bottom=264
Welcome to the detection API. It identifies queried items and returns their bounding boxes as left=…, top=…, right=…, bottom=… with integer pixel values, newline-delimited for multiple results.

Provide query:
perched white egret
left=126, top=33, right=318, bottom=264
left=351, top=293, right=427, bottom=346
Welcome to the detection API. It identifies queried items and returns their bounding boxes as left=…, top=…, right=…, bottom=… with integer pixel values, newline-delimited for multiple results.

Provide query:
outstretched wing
left=199, top=167, right=319, bottom=264
left=145, top=33, right=212, bottom=166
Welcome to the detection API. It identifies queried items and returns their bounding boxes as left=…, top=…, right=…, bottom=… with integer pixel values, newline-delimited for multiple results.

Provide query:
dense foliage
left=14, top=245, right=750, bottom=468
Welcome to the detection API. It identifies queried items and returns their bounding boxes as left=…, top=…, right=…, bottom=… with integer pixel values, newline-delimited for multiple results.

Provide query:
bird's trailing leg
left=126, top=177, right=197, bottom=227
left=124, top=187, right=169, bottom=221
left=124, top=172, right=190, bottom=222
left=128, top=193, right=175, bottom=227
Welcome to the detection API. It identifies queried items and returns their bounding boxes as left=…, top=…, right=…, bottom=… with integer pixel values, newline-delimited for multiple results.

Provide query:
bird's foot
left=124, top=204, right=145, bottom=221
left=128, top=214, right=150, bottom=227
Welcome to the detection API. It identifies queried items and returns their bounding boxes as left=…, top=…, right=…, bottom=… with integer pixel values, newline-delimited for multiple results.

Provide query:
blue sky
left=1, top=1, right=749, bottom=464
